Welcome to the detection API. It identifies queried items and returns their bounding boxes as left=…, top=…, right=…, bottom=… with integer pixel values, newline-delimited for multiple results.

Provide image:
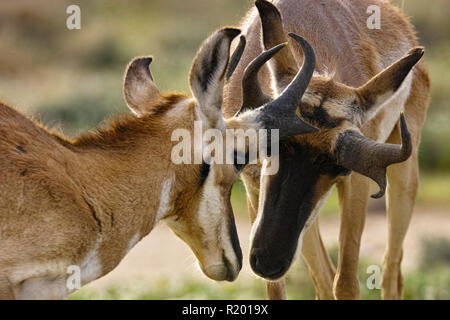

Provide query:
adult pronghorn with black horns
left=0, top=27, right=318, bottom=299
left=224, top=0, right=430, bottom=300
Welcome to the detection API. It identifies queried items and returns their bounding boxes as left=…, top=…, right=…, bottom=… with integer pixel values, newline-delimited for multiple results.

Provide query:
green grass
left=70, top=238, right=450, bottom=300
left=417, top=173, right=450, bottom=207
left=69, top=261, right=450, bottom=300
left=70, top=277, right=268, bottom=300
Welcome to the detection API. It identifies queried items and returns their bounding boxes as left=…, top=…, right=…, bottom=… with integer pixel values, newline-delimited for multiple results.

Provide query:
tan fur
left=0, top=27, right=255, bottom=299
left=224, top=0, right=430, bottom=300
left=0, top=95, right=187, bottom=298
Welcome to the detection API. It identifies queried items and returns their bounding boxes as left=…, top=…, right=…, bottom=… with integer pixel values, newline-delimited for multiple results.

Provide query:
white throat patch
left=154, top=174, right=175, bottom=227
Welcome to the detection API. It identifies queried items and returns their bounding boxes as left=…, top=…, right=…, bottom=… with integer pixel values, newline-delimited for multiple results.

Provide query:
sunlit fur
left=0, top=28, right=248, bottom=299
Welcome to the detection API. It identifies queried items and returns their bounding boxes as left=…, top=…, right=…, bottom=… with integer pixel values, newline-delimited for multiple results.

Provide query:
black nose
left=222, top=253, right=242, bottom=282
left=250, top=248, right=289, bottom=280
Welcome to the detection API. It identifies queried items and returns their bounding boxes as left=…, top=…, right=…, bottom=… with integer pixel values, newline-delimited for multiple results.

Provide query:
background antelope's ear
left=356, top=47, right=424, bottom=121
left=256, top=0, right=298, bottom=93
left=124, top=56, right=162, bottom=116
left=189, top=28, right=240, bottom=117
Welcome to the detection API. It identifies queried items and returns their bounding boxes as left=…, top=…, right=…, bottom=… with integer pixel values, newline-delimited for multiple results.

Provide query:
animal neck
left=64, top=97, right=192, bottom=242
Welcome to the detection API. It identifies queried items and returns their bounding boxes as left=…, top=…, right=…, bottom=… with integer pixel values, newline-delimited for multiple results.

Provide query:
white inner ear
left=153, top=173, right=175, bottom=227
left=365, top=71, right=414, bottom=143
left=191, top=39, right=230, bottom=130
left=364, top=71, right=413, bottom=124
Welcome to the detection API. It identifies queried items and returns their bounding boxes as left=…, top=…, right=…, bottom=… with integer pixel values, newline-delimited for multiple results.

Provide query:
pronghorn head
left=247, top=0, right=423, bottom=280
left=123, top=27, right=317, bottom=281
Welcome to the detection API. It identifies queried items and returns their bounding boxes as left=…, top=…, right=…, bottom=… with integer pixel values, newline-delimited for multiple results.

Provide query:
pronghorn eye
left=233, top=151, right=247, bottom=172
left=199, top=162, right=210, bottom=186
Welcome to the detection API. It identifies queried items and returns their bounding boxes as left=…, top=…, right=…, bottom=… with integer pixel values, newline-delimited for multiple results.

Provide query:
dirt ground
left=86, top=207, right=450, bottom=290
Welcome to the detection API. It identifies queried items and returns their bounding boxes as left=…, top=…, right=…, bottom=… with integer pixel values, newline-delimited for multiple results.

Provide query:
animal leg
left=301, top=219, right=336, bottom=299
left=266, top=280, right=287, bottom=300
left=382, top=121, right=419, bottom=300
left=333, top=173, right=370, bottom=299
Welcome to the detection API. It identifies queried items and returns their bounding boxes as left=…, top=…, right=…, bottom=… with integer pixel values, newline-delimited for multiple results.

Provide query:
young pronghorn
left=0, top=27, right=318, bottom=299
left=224, top=0, right=430, bottom=300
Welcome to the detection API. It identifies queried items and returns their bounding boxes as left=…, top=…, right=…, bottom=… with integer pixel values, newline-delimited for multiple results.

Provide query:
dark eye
left=233, top=151, right=247, bottom=172
left=199, top=162, right=210, bottom=185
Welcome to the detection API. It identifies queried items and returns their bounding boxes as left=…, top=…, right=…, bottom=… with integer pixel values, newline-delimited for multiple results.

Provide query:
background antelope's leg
left=382, top=158, right=417, bottom=300
left=333, top=173, right=370, bottom=300
left=266, top=280, right=287, bottom=300
left=301, top=219, right=336, bottom=300
left=381, top=63, right=430, bottom=299
left=382, top=121, right=420, bottom=300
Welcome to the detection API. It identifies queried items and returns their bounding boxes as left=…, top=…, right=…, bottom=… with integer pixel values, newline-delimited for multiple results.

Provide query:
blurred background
left=0, top=0, right=449, bottom=299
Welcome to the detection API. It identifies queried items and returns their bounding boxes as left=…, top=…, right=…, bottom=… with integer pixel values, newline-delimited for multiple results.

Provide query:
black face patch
left=225, top=197, right=243, bottom=277
left=250, top=140, right=348, bottom=279
left=199, top=162, right=210, bottom=186
left=299, top=99, right=345, bottom=129
left=233, top=150, right=249, bottom=172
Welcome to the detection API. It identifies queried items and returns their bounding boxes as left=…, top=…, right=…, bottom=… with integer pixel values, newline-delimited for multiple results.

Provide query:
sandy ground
left=85, top=207, right=450, bottom=290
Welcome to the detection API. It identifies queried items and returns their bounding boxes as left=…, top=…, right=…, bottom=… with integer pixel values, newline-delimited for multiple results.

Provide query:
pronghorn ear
left=124, top=56, right=162, bottom=116
left=356, top=47, right=424, bottom=122
left=189, top=28, right=241, bottom=119
left=256, top=0, right=298, bottom=93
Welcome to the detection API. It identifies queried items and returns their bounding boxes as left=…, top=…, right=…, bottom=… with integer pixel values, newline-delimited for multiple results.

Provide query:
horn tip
left=371, top=190, right=385, bottom=199
left=371, top=185, right=386, bottom=199
left=399, top=112, right=410, bottom=135
left=222, top=27, right=241, bottom=40
left=288, top=32, right=303, bottom=41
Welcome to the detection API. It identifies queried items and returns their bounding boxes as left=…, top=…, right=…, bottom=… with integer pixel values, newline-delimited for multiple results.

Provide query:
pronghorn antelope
left=0, top=27, right=318, bottom=299
left=224, top=0, right=430, bottom=300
